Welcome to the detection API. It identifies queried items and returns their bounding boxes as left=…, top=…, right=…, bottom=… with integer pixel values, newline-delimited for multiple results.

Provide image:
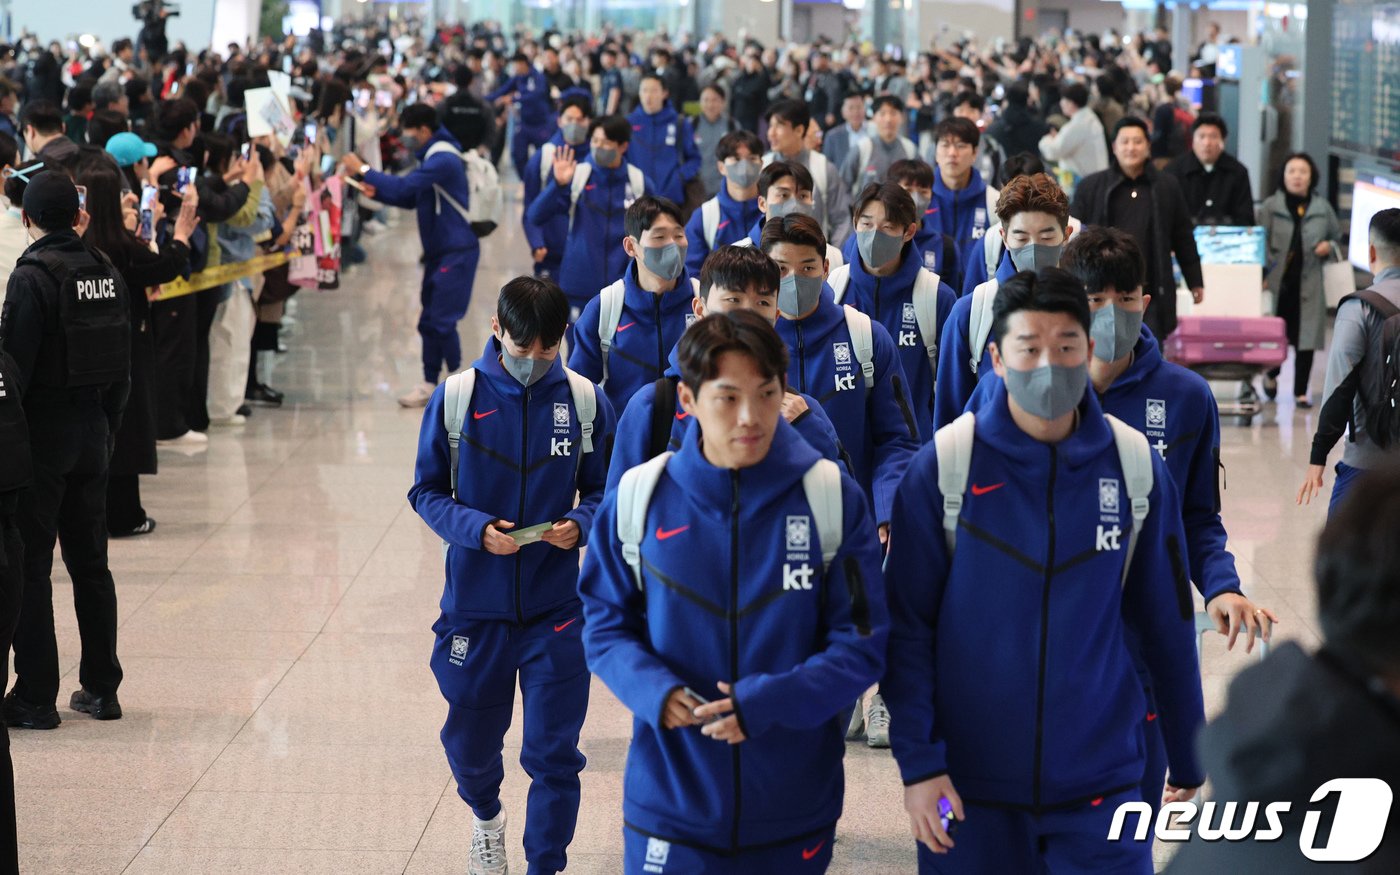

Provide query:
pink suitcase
left=1163, top=315, right=1289, bottom=374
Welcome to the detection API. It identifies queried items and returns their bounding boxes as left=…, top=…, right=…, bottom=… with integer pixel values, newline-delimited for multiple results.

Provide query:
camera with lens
left=132, top=0, right=180, bottom=23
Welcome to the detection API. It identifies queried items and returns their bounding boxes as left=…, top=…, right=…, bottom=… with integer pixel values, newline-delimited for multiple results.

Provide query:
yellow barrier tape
left=151, top=251, right=292, bottom=301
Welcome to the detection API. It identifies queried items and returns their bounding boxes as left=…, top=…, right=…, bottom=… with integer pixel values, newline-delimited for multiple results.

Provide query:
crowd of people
left=0, top=11, right=1398, bottom=874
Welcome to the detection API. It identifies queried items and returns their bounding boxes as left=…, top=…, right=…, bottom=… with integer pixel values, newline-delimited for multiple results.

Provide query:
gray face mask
left=911, top=192, right=932, bottom=214
left=561, top=121, right=589, bottom=146
left=778, top=272, right=824, bottom=318
left=1008, top=242, right=1064, bottom=273
left=401, top=134, right=422, bottom=153
left=856, top=229, right=906, bottom=269
left=641, top=242, right=687, bottom=281
left=767, top=197, right=815, bottom=219
left=1090, top=303, right=1144, bottom=362
left=500, top=347, right=553, bottom=387
left=725, top=158, right=762, bottom=188
left=1003, top=362, right=1087, bottom=421
left=593, top=146, right=620, bottom=167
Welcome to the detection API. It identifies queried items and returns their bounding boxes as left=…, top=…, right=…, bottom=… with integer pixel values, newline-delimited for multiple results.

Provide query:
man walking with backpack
left=1299, top=208, right=1400, bottom=516
left=408, top=276, right=616, bottom=875
left=341, top=104, right=484, bottom=408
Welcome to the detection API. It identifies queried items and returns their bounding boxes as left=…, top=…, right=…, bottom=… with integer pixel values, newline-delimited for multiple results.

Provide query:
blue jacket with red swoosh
left=969, top=325, right=1242, bottom=603
left=362, top=127, right=479, bottom=265
left=568, top=261, right=696, bottom=416
left=774, top=285, right=919, bottom=525
left=626, top=103, right=702, bottom=205
left=408, top=339, right=617, bottom=623
left=881, top=379, right=1206, bottom=811
left=683, top=185, right=761, bottom=276
left=521, top=131, right=590, bottom=271
left=932, top=167, right=995, bottom=281
left=840, top=212, right=960, bottom=284
left=580, top=420, right=889, bottom=854
left=606, top=341, right=844, bottom=492
left=526, top=158, right=656, bottom=309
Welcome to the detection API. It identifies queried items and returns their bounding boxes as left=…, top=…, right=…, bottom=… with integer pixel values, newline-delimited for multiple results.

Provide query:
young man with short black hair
left=762, top=214, right=919, bottom=543
left=828, top=182, right=956, bottom=442
left=607, top=245, right=842, bottom=491
left=581, top=308, right=888, bottom=873
left=522, top=95, right=592, bottom=281
left=734, top=161, right=845, bottom=269
left=841, top=95, right=917, bottom=196
left=568, top=195, right=692, bottom=415
left=883, top=268, right=1205, bottom=873
left=526, top=115, right=655, bottom=322
left=879, top=158, right=960, bottom=280
left=925, top=117, right=999, bottom=277
left=683, top=130, right=764, bottom=276
left=763, top=98, right=852, bottom=246
left=627, top=73, right=700, bottom=207
left=408, top=276, right=616, bottom=875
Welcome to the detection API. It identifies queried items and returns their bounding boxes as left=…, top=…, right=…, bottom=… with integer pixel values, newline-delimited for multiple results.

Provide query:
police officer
left=1, top=170, right=130, bottom=729
left=0, top=335, right=31, bottom=869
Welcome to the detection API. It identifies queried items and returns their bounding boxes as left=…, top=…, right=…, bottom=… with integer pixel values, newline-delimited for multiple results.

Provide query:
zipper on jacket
left=515, top=387, right=531, bottom=624
left=891, top=374, right=918, bottom=439
left=1032, top=445, right=1057, bottom=811
left=654, top=295, right=664, bottom=377
left=795, top=320, right=807, bottom=392
left=873, top=277, right=882, bottom=321
left=729, top=469, right=743, bottom=851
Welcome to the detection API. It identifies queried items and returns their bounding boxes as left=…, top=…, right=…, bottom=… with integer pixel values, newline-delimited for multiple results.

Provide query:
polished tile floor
left=11, top=199, right=1333, bottom=873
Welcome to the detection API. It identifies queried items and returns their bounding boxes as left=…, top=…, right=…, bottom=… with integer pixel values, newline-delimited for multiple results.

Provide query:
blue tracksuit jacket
left=932, top=167, right=994, bottom=280
left=526, top=159, right=655, bottom=309
left=774, top=287, right=919, bottom=525
left=567, top=261, right=695, bottom=416
left=522, top=132, right=590, bottom=276
left=606, top=342, right=845, bottom=492
left=959, top=236, right=1006, bottom=297
left=486, top=68, right=553, bottom=132
left=968, top=325, right=1242, bottom=602
left=838, top=245, right=957, bottom=442
left=932, top=256, right=1020, bottom=429
left=362, top=127, right=479, bottom=264
left=407, top=341, right=617, bottom=623
left=683, top=185, right=761, bottom=276
left=881, top=379, right=1206, bottom=811
left=626, top=104, right=701, bottom=205
left=580, top=421, right=889, bottom=853
left=839, top=217, right=959, bottom=284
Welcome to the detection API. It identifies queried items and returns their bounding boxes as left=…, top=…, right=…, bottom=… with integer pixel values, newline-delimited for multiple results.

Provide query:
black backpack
left=18, top=247, right=131, bottom=388
left=1344, top=290, right=1400, bottom=449
left=0, top=344, right=32, bottom=494
left=440, top=91, right=495, bottom=153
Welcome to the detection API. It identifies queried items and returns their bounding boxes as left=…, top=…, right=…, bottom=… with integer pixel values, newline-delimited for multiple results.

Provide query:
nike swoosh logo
left=473, top=409, right=498, bottom=420
left=1146, top=712, right=1158, bottom=722
left=717, top=220, right=730, bottom=230
left=674, top=411, right=690, bottom=421
left=554, top=618, right=577, bottom=633
left=802, top=840, right=826, bottom=860
left=585, top=184, right=596, bottom=191
left=655, top=525, right=689, bottom=540
left=617, top=321, right=637, bottom=332
left=970, top=482, right=1004, bottom=496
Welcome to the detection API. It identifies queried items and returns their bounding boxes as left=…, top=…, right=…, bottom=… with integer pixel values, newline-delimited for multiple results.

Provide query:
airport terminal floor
left=11, top=197, right=1331, bottom=874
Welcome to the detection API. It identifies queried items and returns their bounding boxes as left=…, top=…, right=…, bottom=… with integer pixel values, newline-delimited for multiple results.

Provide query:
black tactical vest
left=18, top=245, right=131, bottom=389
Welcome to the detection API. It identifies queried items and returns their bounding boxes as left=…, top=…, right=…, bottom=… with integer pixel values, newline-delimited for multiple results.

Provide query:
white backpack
left=594, top=277, right=701, bottom=385
left=982, top=215, right=1082, bottom=279
left=829, top=264, right=942, bottom=377
left=842, top=305, right=877, bottom=390
left=441, top=366, right=598, bottom=500
left=616, top=453, right=844, bottom=591
left=424, top=141, right=504, bottom=234
left=701, top=197, right=722, bottom=249
left=934, top=412, right=1152, bottom=586
left=568, top=161, right=647, bottom=233
left=965, top=279, right=1000, bottom=377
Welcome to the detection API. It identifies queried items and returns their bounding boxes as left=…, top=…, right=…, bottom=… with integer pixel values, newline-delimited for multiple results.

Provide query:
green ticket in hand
left=507, top=522, right=555, bottom=545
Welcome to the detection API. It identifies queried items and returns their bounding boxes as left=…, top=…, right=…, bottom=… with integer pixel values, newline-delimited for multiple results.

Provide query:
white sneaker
left=397, top=382, right=435, bottom=408
left=845, top=696, right=865, bottom=741
left=362, top=218, right=388, bottom=235
left=469, top=808, right=508, bottom=875
left=156, top=430, right=209, bottom=447
left=866, top=693, right=891, bottom=749
left=209, top=414, right=247, bottom=426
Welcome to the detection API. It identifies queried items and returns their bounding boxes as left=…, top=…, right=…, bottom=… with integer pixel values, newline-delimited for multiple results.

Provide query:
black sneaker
left=70, top=689, right=122, bottom=720
left=236, top=404, right=253, bottom=417
left=3, top=690, right=60, bottom=730
left=245, top=383, right=284, bottom=407
left=112, top=517, right=157, bottom=538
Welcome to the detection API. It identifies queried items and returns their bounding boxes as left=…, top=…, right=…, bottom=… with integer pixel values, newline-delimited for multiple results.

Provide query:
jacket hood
left=668, top=412, right=822, bottom=517
left=774, top=283, right=846, bottom=345
left=1101, top=323, right=1161, bottom=396
left=934, top=167, right=988, bottom=206
left=420, top=126, right=462, bottom=159
left=634, top=104, right=679, bottom=126
left=621, top=259, right=694, bottom=314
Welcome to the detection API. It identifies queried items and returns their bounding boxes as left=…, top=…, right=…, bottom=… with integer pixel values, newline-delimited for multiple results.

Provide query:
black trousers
left=187, top=288, right=220, bottom=433
left=151, top=295, right=197, bottom=439
left=0, top=499, right=24, bottom=875
left=11, top=402, right=122, bottom=707
left=105, top=474, right=146, bottom=535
